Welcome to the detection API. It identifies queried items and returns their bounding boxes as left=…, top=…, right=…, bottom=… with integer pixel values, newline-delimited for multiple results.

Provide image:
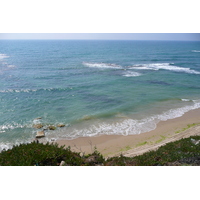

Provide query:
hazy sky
left=0, top=33, right=200, bottom=41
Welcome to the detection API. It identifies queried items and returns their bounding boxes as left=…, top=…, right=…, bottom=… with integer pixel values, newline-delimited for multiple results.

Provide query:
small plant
left=0, top=142, right=83, bottom=166
left=119, top=145, right=131, bottom=152
left=136, top=141, right=148, bottom=147
left=175, top=123, right=200, bottom=134
left=155, top=135, right=167, bottom=144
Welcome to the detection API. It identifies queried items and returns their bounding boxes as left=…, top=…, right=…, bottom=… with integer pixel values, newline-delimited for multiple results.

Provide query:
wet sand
left=55, top=108, right=200, bottom=157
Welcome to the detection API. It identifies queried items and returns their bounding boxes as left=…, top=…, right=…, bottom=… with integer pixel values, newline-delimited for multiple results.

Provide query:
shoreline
left=55, top=108, right=200, bottom=157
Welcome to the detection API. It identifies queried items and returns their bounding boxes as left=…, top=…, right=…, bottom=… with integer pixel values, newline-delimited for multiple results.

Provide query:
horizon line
left=0, top=39, right=200, bottom=41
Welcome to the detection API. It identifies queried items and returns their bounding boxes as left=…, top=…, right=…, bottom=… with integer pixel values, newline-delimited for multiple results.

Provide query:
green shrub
left=133, top=136, right=200, bottom=165
left=0, top=142, right=83, bottom=166
left=0, top=136, right=199, bottom=166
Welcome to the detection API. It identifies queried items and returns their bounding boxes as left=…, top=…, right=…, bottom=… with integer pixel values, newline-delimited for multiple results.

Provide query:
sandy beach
left=55, top=108, right=200, bottom=158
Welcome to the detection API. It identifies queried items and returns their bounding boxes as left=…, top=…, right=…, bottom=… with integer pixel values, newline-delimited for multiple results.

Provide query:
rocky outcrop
left=36, top=131, right=45, bottom=138
left=33, top=124, right=43, bottom=129
left=59, top=161, right=66, bottom=166
left=48, top=125, right=56, bottom=130
left=84, top=155, right=97, bottom=163
left=163, top=156, right=200, bottom=166
left=191, top=138, right=200, bottom=145
left=57, top=124, right=65, bottom=128
left=84, top=155, right=103, bottom=165
left=35, top=117, right=42, bottom=120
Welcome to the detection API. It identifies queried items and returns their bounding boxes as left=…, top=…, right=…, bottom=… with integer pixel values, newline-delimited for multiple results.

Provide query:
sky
left=0, top=33, right=200, bottom=41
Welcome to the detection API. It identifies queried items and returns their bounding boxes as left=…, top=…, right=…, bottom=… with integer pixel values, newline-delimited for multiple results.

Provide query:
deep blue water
left=0, top=40, right=200, bottom=150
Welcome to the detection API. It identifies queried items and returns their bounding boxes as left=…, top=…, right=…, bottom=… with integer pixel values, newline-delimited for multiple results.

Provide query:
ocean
left=0, top=40, right=200, bottom=150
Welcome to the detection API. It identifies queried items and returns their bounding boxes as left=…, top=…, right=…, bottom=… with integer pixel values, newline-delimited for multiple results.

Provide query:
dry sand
left=55, top=108, right=200, bottom=158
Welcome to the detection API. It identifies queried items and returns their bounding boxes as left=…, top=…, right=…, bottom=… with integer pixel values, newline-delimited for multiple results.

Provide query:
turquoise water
left=0, top=40, right=200, bottom=150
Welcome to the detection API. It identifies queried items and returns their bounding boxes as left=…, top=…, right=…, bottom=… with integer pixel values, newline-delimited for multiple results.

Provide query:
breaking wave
left=192, top=50, right=200, bottom=53
left=181, top=99, right=192, bottom=102
left=0, top=122, right=30, bottom=132
left=123, top=71, right=142, bottom=77
left=82, top=62, right=122, bottom=69
left=0, top=54, right=9, bottom=60
left=83, top=62, right=200, bottom=75
left=0, top=53, right=16, bottom=72
left=0, top=143, right=13, bottom=151
left=129, top=63, right=200, bottom=74
left=0, top=89, right=37, bottom=93
left=0, top=140, right=32, bottom=152
left=0, top=87, right=73, bottom=93
left=55, top=99, right=200, bottom=139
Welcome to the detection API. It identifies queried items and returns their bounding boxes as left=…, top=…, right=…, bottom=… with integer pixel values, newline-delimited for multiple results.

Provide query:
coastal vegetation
left=0, top=135, right=199, bottom=166
left=175, top=123, right=200, bottom=134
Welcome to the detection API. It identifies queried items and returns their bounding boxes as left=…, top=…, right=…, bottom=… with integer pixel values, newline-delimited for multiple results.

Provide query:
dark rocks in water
left=48, top=125, right=56, bottom=130
left=57, top=124, right=65, bottom=128
left=35, top=117, right=42, bottom=120
left=33, top=124, right=43, bottom=129
left=36, top=131, right=45, bottom=138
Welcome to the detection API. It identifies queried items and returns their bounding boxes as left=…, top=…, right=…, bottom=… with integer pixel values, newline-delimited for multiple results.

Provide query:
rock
left=33, top=124, right=43, bottom=129
left=196, top=140, right=200, bottom=145
left=179, top=156, right=200, bottom=165
left=35, top=117, right=42, bottom=120
left=60, top=161, right=66, bottom=166
left=81, top=115, right=93, bottom=121
left=80, top=152, right=84, bottom=157
left=36, top=131, right=45, bottom=138
left=57, top=124, right=65, bottom=128
left=191, top=138, right=200, bottom=145
left=84, top=155, right=97, bottom=164
left=164, top=161, right=181, bottom=166
left=48, top=125, right=56, bottom=130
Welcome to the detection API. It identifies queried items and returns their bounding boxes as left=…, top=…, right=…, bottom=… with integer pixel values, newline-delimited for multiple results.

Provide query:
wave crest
left=129, top=63, right=200, bottom=74
left=82, top=62, right=122, bottom=69
left=0, top=87, right=74, bottom=93
left=123, top=71, right=142, bottom=77
left=0, top=54, right=9, bottom=60
left=57, top=99, right=200, bottom=139
left=192, top=50, right=200, bottom=53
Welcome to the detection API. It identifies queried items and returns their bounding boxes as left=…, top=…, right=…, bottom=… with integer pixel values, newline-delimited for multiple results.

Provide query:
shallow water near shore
left=0, top=40, right=200, bottom=150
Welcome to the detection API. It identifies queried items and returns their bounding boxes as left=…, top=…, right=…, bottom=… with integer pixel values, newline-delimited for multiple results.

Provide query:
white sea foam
left=7, top=65, right=16, bottom=68
left=0, top=140, right=33, bottom=152
left=83, top=62, right=122, bottom=69
left=181, top=99, right=191, bottom=102
left=0, top=54, right=9, bottom=60
left=0, top=143, right=12, bottom=151
left=123, top=71, right=142, bottom=77
left=192, top=50, right=200, bottom=53
left=60, top=99, right=200, bottom=139
left=0, top=53, right=16, bottom=73
left=0, top=89, right=36, bottom=93
left=0, top=88, right=73, bottom=93
left=0, top=123, right=26, bottom=131
left=129, top=63, right=200, bottom=74
left=2, top=100, right=200, bottom=149
left=83, top=62, right=200, bottom=75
